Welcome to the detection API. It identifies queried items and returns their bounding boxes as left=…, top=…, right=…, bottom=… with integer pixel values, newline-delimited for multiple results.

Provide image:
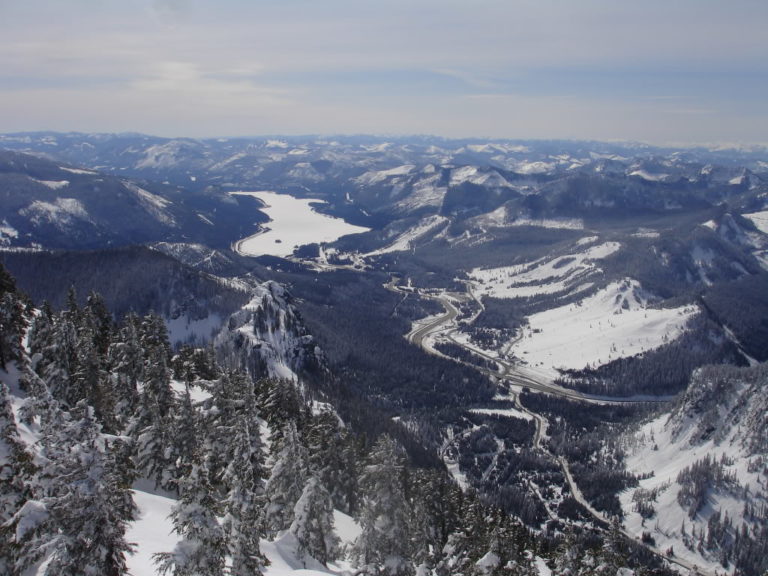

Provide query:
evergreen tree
left=138, top=313, right=174, bottom=422
left=17, top=404, right=136, bottom=576
left=409, top=469, right=464, bottom=570
left=133, top=314, right=176, bottom=489
left=222, top=411, right=268, bottom=576
left=0, top=290, right=27, bottom=371
left=155, top=463, right=227, bottom=576
left=305, top=409, right=357, bottom=512
left=108, top=313, right=144, bottom=427
left=0, top=383, right=34, bottom=573
left=353, top=434, right=413, bottom=576
left=258, top=378, right=304, bottom=449
left=595, top=519, right=628, bottom=575
left=202, top=371, right=241, bottom=488
left=435, top=497, right=488, bottom=576
left=168, top=386, right=199, bottom=492
left=264, top=421, right=308, bottom=537
left=553, top=525, right=582, bottom=576
left=290, top=477, right=340, bottom=568
left=36, top=314, right=78, bottom=407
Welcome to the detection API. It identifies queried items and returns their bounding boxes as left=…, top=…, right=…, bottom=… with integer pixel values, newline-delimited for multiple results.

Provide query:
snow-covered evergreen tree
left=264, top=421, right=308, bottom=536
left=133, top=314, right=176, bottom=489
left=290, top=477, right=340, bottom=568
left=353, top=434, right=413, bottom=576
left=168, top=386, right=199, bottom=492
left=0, top=382, right=34, bottom=573
left=0, top=290, right=27, bottom=370
left=304, top=409, right=360, bottom=513
left=222, top=410, right=268, bottom=576
left=35, top=313, right=78, bottom=407
left=155, top=462, right=227, bottom=576
left=258, top=378, right=304, bottom=450
left=108, top=313, right=143, bottom=427
left=408, top=469, right=464, bottom=570
left=553, top=525, right=582, bottom=576
left=16, top=404, right=136, bottom=576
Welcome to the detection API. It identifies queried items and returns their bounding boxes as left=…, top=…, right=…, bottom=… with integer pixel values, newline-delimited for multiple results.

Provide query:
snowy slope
left=2, top=365, right=357, bottom=576
left=364, top=215, right=448, bottom=256
left=510, top=279, right=697, bottom=378
left=620, top=363, right=768, bottom=575
left=127, top=489, right=360, bottom=576
left=469, top=241, right=620, bottom=300
left=743, top=210, right=768, bottom=234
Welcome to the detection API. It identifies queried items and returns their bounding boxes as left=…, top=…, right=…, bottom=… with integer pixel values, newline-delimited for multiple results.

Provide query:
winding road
left=388, top=278, right=712, bottom=576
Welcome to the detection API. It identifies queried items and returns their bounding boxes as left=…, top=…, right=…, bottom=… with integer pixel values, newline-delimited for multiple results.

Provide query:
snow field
left=620, top=410, right=765, bottom=575
left=509, top=279, right=697, bottom=378
left=31, top=178, right=70, bottom=190
left=365, top=215, right=448, bottom=256
left=469, top=407, right=534, bottom=421
left=743, top=210, right=768, bottom=234
left=507, top=216, right=584, bottom=230
left=469, top=241, right=620, bottom=300
left=126, top=489, right=361, bottom=576
left=354, top=164, right=415, bottom=186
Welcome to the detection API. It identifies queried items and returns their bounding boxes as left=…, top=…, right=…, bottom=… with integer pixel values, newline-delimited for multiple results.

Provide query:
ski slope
left=509, top=279, right=697, bottom=378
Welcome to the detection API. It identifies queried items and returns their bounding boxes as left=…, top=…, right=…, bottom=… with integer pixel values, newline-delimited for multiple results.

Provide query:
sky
left=1, top=0, right=767, bottom=145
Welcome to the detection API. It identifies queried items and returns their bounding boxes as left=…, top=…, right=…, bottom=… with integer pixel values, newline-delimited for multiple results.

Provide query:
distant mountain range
left=2, top=131, right=767, bottom=575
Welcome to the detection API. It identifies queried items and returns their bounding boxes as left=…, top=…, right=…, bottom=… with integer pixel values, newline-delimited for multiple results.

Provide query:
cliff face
left=215, top=280, right=324, bottom=382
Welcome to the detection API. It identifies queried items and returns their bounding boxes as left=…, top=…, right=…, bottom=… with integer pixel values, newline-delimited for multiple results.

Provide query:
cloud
left=1, top=0, right=767, bottom=144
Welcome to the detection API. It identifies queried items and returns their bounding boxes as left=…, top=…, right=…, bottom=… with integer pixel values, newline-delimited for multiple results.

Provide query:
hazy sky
left=1, top=0, right=766, bottom=145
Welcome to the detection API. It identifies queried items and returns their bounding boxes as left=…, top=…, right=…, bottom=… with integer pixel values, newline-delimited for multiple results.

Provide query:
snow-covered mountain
left=621, top=363, right=768, bottom=574
left=215, top=280, right=325, bottom=381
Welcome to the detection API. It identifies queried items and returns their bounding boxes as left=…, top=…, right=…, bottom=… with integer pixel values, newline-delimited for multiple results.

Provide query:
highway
left=387, top=278, right=711, bottom=576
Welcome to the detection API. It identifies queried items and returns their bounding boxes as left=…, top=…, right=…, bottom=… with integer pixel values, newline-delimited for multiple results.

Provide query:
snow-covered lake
left=231, top=191, right=370, bottom=258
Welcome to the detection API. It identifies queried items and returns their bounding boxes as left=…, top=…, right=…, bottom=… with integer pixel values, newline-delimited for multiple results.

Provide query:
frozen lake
left=231, top=191, right=370, bottom=258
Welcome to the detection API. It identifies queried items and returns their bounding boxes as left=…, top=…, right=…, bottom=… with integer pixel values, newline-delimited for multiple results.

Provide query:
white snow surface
left=450, top=166, right=512, bottom=188
left=509, top=279, right=697, bottom=378
left=628, top=169, right=669, bottom=182
left=394, top=172, right=447, bottom=212
left=513, top=161, right=555, bottom=175
left=20, top=198, right=90, bottom=228
left=469, top=241, right=620, bottom=300
left=620, top=367, right=768, bottom=575
left=365, top=215, right=448, bottom=256
left=135, top=141, right=190, bottom=169
left=232, top=191, right=370, bottom=258
left=126, top=490, right=360, bottom=576
left=508, top=216, right=584, bottom=230
left=123, top=182, right=176, bottom=226
left=165, top=313, right=223, bottom=347
left=126, top=489, right=180, bottom=576
left=469, top=407, right=534, bottom=421
left=743, top=210, right=768, bottom=234
left=354, top=164, right=415, bottom=186
left=31, top=178, right=70, bottom=190
left=59, top=166, right=97, bottom=175
left=0, top=219, right=19, bottom=246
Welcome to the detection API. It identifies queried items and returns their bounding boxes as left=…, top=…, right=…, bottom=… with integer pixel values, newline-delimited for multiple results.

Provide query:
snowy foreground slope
left=620, top=363, right=768, bottom=574
left=2, top=367, right=359, bottom=576
left=127, top=489, right=362, bottom=576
